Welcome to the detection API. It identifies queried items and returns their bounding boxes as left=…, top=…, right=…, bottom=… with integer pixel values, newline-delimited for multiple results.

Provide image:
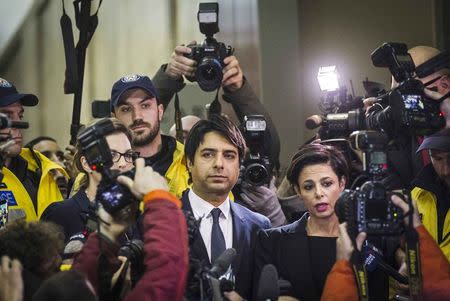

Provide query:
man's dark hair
left=32, top=270, right=96, bottom=301
left=184, top=114, right=246, bottom=164
left=0, top=220, right=65, bottom=277
left=25, top=136, right=57, bottom=148
left=286, top=143, right=349, bottom=188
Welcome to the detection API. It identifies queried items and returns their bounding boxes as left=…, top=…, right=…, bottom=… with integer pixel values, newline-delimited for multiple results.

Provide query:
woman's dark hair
left=286, top=143, right=349, bottom=188
left=73, top=117, right=132, bottom=187
left=184, top=114, right=246, bottom=164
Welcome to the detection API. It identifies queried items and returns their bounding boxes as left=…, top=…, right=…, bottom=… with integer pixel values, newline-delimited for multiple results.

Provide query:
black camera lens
left=244, top=163, right=269, bottom=187
left=196, top=57, right=223, bottom=92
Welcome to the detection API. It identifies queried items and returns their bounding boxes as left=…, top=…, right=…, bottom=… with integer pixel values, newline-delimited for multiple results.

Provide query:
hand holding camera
left=336, top=223, right=367, bottom=261
left=166, top=41, right=197, bottom=80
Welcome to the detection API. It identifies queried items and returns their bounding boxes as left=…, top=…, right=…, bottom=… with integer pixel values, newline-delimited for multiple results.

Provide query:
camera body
left=336, top=182, right=403, bottom=239
left=77, top=118, right=138, bottom=216
left=335, top=131, right=404, bottom=238
left=184, top=2, right=233, bottom=92
left=240, top=115, right=272, bottom=187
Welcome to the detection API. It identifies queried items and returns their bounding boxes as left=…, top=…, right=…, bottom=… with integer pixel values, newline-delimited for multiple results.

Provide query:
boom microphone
left=305, top=114, right=324, bottom=129
left=0, top=113, right=29, bottom=129
left=257, top=264, right=280, bottom=301
left=209, top=248, right=237, bottom=278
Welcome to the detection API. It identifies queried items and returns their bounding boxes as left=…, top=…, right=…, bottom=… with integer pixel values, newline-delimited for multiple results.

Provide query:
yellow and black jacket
left=145, top=135, right=189, bottom=198
left=1, top=148, right=67, bottom=221
left=411, top=164, right=450, bottom=261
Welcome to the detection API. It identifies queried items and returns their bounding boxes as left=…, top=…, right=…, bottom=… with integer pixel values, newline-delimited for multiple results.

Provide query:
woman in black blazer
left=254, top=143, right=349, bottom=301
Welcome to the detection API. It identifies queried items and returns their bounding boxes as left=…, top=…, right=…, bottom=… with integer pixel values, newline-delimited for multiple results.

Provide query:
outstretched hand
left=0, top=256, right=23, bottom=301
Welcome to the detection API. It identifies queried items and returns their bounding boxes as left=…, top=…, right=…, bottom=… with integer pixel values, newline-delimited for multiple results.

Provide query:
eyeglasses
left=110, top=150, right=140, bottom=163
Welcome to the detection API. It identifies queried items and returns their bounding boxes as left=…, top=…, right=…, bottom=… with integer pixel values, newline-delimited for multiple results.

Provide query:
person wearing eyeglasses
left=41, top=118, right=139, bottom=242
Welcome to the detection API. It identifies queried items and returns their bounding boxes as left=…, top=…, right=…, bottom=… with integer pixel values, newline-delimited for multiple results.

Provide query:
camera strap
left=207, top=88, right=222, bottom=119
left=405, top=227, right=422, bottom=300
left=350, top=250, right=369, bottom=301
left=174, top=92, right=184, bottom=143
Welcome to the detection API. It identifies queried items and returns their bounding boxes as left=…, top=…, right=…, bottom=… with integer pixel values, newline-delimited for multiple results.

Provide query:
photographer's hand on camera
left=239, top=181, right=286, bottom=227
left=117, top=158, right=169, bottom=200
left=63, top=144, right=78, bottom=180
left=390, top=194, right=421, bottom=228
left=166, top=42, right=197, bottom=80
left=336, top=223, right=367, bottom=261
left=222, top=55, right=243, bottom=92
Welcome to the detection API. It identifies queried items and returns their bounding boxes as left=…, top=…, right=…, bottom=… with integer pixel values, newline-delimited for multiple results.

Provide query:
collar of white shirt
left=188, top=189, right=231, bottom=220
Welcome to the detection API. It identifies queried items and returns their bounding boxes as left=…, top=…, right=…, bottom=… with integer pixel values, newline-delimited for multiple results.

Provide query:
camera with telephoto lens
left=184, top=2, right=234, bottom=92
left=239, top=115, right=272, bottom=187
left=335, top=130, right=404, bottom=239
left=77, top=118, right=138, bottom=216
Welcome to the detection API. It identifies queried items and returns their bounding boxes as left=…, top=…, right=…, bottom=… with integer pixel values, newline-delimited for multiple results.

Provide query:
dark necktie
left=210, top=208, right=226, bottom=264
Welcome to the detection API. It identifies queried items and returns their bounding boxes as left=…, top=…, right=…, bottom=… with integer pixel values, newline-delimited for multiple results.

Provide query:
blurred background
left=0, top=0, right=448, bottom=170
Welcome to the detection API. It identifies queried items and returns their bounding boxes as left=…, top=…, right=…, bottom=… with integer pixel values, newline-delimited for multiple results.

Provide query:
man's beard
left=131, top=119, right=160, bottom=147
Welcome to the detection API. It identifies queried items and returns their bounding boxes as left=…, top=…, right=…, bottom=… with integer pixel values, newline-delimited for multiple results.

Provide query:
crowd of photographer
left=1, top=3, right=450, bottom=301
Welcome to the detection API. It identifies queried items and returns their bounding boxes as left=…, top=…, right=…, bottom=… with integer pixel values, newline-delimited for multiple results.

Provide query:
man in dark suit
left=182, top=114, right=271, bottom=301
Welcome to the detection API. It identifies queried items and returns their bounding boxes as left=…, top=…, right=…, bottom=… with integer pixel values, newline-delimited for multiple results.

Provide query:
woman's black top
left=307, top=236, right=337, bottom=296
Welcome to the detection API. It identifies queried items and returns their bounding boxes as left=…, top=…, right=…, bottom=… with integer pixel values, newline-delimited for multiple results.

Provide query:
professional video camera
left=365, top=42, right=445, bottom=137
left=335, top=131, right=404, bottom=239
left=306, top=66, right=380, bottom=139
left=184, top=2, right=234, bottom=92
left=307, top=43, right=448, bottom=140
left=239, top=115, right=272, bottom=187
left=77, top=118, right=138, bottom=216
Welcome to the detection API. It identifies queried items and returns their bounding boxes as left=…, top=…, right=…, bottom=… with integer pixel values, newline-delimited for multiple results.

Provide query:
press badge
left=0, top=191, right=18, bottom=206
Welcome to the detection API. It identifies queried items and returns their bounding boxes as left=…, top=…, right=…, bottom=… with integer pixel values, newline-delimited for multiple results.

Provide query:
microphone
left=0, top=113, right=29, bottom=129
left=363, top=243, right=409, bottom=285
left=257, top=264, right=280, bottom=301
left=208, top=248, right=237, bottom=278
left=305, top=115, right=324, bottom=129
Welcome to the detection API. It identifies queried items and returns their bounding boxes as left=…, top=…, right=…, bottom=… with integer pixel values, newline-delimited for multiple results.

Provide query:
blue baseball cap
left=417, top=128, right=450, bottom=153
left=0, top=78, right=38, bottom=107
left=110, top=74, right=159, bottom=111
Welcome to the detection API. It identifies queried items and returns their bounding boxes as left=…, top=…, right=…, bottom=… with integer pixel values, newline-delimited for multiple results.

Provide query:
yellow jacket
left=166, top=140, right=189, bottom=198
left=1, top=148, right=67, bottom=221
left=412, top=186, right=450, bottom=261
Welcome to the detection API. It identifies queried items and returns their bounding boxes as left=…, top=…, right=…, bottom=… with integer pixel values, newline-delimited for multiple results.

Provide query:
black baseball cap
left=417, top=128, right=450, bottom=153
left=0, top=78, right=38, bottom=107
left=110, top=74, right=159, bottom=111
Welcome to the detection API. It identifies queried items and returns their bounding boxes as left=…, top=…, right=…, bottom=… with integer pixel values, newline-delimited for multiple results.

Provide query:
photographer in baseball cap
left=0, top=78, right=67, bottom=222
left=412, top=127, right=450, bottom=260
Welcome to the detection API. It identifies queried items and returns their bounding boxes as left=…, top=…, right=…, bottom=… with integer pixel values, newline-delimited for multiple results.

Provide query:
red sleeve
left=124, top=190, right=189, bottom=301
left=71, top=233, right=121, bottom=294
left=416, top=225, right=450, bottom=300
left=321, top=260, right=358, bottom=301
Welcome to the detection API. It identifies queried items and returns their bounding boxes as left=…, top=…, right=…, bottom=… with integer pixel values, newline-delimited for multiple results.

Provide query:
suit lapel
left=230, top=202, right=246, bottom=272
left=181, top=191, right=211, bottom=266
